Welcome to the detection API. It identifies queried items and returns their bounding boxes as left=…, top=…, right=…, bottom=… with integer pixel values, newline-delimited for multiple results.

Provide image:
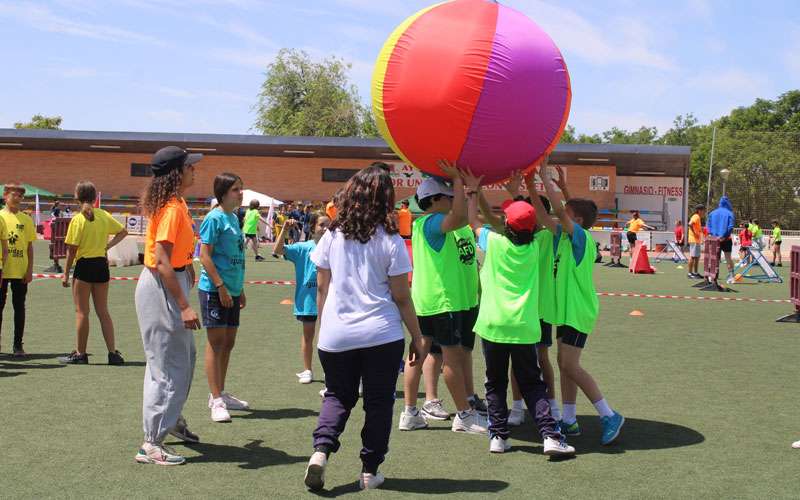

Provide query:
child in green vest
left=400, top=160, right=487, bottom=435
left=770, top=220, right=782, bottom=267
left=464, top=169, right=574, bottom=456
left=537, top=164, right=624, bottom=446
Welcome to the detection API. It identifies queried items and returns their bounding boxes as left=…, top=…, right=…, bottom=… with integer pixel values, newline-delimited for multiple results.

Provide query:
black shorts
left=626, top=232, right=637, bottom=246
left=199, top=290, right=241, bottom=328
left=411, top=339, right=443, bottom=355
left=556, top=325, right=588, bottom=349
left=418, top=306, right=478, bottom=350
left=73, top=257, right=110, bottom=283
left=245, top=233, right=257, bottom=239
left=296, top=315, right=318, bottom=323
left=536, top=320, right=553, bottom=347
left=775, top=240, right=782, bottom=247
left=719, top=238, right=733, bottom=253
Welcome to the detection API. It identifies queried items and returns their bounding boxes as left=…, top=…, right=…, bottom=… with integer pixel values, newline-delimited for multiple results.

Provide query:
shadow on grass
left=313, top=478, right=509, bottom=497
left=391, top=390, right=426, bottom=400
left=183, top=439, right=306, bottom=469
left=237, top=408, right=318, bottom=420
left=0, top=361, right=65, bottom=370
left=0, top=370, right=24, bottom=377
left=512, top=415, right=704, bottom=455
left=0, top=353, right=63, bottom=361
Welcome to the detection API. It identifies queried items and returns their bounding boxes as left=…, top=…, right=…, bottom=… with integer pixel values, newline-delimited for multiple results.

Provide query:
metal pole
left=705, top=126, right=717, bottom=208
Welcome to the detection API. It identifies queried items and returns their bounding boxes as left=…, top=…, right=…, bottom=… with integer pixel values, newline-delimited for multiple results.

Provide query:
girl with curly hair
left=303, top=163, right=430, bottom=492
left=134, top=146, right=202, bottom=466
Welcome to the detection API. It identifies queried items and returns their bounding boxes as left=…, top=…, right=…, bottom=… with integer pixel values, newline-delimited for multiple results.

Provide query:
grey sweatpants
left=135, top=268, right=196, bottom=444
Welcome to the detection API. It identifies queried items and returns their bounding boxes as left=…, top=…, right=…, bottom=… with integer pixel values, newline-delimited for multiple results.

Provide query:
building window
left=131, top=163, right=152, bottom=177
left=322, top=168, right=359, bottom=182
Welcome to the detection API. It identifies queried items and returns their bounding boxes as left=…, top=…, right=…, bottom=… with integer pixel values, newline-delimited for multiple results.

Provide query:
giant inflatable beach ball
left=372, top=0, right=571, bottom=185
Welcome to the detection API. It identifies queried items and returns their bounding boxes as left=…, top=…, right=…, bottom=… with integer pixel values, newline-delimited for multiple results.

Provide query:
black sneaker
left=469, top=394, right=488, bottom=415
left=12, top=345, right=26, bottom=357
left=108, top=350, right=125, bottom=365
left=43, top=264, right=60, bottom=273
left=59, top=351, right=88, bottom=364
left=255, top=255, right=266, bottom=262
left=169, top=416, right=200, bottom=443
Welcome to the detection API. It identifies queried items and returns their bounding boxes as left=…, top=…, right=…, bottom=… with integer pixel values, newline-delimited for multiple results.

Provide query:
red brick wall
left=0, top=150, right=617, bottom=209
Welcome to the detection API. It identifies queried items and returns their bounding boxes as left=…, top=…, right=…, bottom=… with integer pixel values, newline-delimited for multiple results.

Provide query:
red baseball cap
left=502, top=200, right=537, bottom=232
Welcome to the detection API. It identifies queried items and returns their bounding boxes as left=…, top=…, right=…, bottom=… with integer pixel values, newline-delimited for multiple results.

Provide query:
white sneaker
left=297, top=370, right=313, bottom=384
left=304, top=451, right=327, bottom=491
left=508, top=407, right=526, bottom=427
left=135, top=442, right=186, bottom=466
left=421, top=399, right=450, bottom=420
left=359, top=472, right=385, bottom=490
left=398, top=409, right=428, bottom=431
left=792, top=440, right=800, bottom=449
left=222, top=392, right=250, bottom=410
left=319, top=387, right=327, bottom=398
left=210, top=398, right=232, bottom=423
left=490, top=436, right=511, bottom=453
left=543, top=436, right=576, bottom=456
left=452, top=410, right=488, bottom=435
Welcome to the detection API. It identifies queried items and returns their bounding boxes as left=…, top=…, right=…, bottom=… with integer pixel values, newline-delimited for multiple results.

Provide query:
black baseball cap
left=150, top=146, right=202, bottom=177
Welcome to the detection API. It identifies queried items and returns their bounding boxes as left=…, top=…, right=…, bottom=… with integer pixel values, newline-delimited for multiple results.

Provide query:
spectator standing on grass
left=134, top=146, right=202, bottom=466
left=687, top=205, right=706, bottom=279
left=303, top=164, right=429, bottom=491
left=397, top=200, right=412, bottom=239
left=58, top=181, right=128, bottom=366
left=770, top=220, right=782, bottom=267
left=0, top=184, right=35, bottom=357
left=674, top=220, right=684, bottom=247
left=738, top=223, right=753, bottom=265
left=625, top=210, right=655, bottom=255
left=199, top=173, right=250, bottom=424
left=706, top=196, right=735, bottom=284
left=243, top=200, right=268, bottom=262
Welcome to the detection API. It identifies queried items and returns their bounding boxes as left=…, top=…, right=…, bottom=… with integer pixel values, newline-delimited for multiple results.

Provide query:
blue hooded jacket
left=707, top=196, right=735, bottom=239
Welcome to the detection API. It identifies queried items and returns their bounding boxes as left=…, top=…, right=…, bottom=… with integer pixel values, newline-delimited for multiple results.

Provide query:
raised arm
left=553, top=165, right=571, bottom=202
left=524, top=168, right=558, bottom=234
left=461, top=167, right=485, bottom=233
left=437, top=159, right=468, bottom=233
left=540, top=161, right=575, bottom=235
left=273, top=219, right=295, bottom=256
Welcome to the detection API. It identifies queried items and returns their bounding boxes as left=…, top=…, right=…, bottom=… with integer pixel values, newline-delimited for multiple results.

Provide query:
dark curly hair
left=141, top=168, right=183, bottom=217
left=330, top=164, right=397, bottom=243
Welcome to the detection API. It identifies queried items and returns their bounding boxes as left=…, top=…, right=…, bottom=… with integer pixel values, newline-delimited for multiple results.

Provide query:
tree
left=14, top=114, right=62, bottom=129
left=254, top=49, right=376, bottom=138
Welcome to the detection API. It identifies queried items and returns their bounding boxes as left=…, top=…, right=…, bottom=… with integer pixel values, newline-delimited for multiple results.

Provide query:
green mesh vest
left=554, top=226, right=599, bottom=334
left=535, top=230, right=557, bottom=324
left=474, top=231, right=541, bottom=344
left=411, top=214, right=478, bottom=315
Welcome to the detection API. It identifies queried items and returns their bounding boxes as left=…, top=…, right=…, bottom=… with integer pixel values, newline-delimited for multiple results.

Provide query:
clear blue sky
left=1, top=0, right=798, bottom=136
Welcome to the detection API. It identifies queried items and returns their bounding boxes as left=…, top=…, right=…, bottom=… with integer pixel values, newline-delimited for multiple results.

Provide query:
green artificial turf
left=1, top=241, right=798, bottom=499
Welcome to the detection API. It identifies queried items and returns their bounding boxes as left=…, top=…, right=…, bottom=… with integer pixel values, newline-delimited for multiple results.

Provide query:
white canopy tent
left=210, top=189, right=283, bottom=208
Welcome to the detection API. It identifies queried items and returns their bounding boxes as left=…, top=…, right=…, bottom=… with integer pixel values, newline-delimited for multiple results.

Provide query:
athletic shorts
left=199, top=289, right=241, bottom=328
left=296, top=315, right=318, bottom=323
left=626, top=232, right=637, bottom=246
left=418, top=306, right=478, bottom=350
left=245, top=233, right=257, bottom=239
left=689, top=243, right=702, bottom=258
left=775, top=240, right=782, bottom=247
left=536, top=320, right=553, bottom=347
left=556, top=325, right=588, bottom=349
left=73, top=257, right=110, bottom=283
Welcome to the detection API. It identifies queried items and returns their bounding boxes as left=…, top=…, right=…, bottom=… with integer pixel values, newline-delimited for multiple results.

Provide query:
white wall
left=616, top=176, right=685, bottom=229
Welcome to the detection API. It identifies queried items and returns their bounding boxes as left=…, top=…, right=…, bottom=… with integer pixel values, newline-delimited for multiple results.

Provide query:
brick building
left=0, top=129, right=691, bottom=227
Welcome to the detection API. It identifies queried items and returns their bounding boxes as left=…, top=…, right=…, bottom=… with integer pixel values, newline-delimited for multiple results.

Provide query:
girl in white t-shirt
left=303, top=163, right=430, bottom=492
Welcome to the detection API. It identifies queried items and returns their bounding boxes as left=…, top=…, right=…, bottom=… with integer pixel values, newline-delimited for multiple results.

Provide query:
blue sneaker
left=600, top=412, right=624, bottom=445
left=560, top=420, right=581, bottom=436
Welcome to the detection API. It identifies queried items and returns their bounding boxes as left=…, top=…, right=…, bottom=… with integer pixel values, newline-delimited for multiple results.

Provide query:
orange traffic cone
left=629, top=310, right=645, bottom=316
left=280, top=299, right=293, bottom=305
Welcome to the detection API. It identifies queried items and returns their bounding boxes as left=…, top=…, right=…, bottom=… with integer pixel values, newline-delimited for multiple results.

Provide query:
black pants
left=0, top=278, right=28, bottom=349
left=313, top=339, right=404, bottom=474
left=482, top=338, right=562, bottom=441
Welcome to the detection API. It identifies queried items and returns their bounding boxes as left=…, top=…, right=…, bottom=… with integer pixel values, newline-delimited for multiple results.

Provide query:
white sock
left=593, top=398, right=614, bottom=418
left=548, top=399, right=561, bottom=420
left=562, top=403, right=577, bottom=424
left=467, top=394, right=477, bottom=403
left=512, top=399, right=524, bottom=411
left=404, top=406, right=418, bottom=415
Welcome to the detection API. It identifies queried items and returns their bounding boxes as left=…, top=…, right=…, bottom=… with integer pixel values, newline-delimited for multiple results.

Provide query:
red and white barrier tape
left=29, top=274, right=792, bottom=303
left=32, top=273, right=295, bottom=286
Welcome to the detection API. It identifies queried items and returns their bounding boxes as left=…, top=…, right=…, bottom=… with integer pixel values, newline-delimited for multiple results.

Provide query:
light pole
left=720, top=168, right=730, bottom=197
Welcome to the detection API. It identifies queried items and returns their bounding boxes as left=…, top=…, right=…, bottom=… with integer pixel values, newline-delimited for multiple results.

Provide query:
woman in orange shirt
left=134, top=146, right=203, bottom=467
left=397, top=199, right=412, bottom=238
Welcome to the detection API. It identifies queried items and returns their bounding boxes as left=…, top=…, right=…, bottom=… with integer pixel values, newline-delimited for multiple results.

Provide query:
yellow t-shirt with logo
left=64, top=209, right=125, bottom=261
left=0, top=216, right=8, bottom=269
left=0, top=209, right=36, bottom=279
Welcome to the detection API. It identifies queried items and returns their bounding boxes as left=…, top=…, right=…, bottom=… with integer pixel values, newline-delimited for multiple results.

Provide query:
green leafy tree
left=14, top=114, right=62, bottom=129
left=254, top=49, right=376, bottom=137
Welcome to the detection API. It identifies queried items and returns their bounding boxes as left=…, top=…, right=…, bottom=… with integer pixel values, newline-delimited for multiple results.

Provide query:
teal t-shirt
left=198, top=208, right=246, bottom=296
left=284, top=241, right=318, bottom=316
